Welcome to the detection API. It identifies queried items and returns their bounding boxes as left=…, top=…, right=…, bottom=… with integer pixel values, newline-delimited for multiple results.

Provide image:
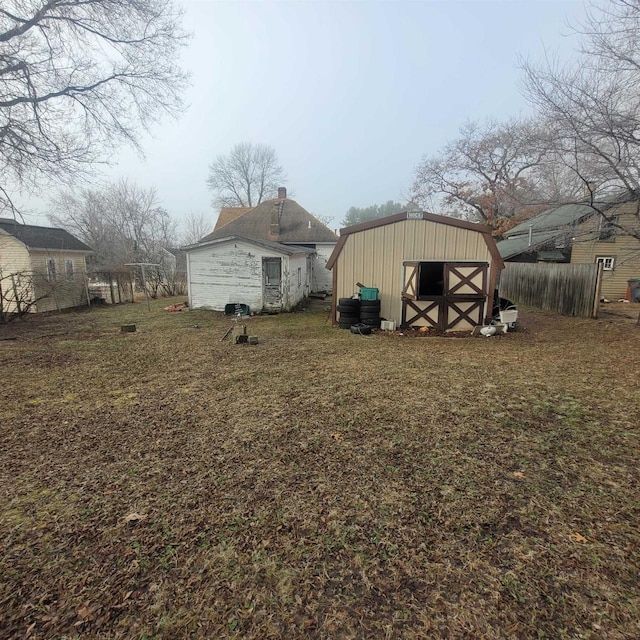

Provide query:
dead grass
left=1, top=298, right=639, bottom=639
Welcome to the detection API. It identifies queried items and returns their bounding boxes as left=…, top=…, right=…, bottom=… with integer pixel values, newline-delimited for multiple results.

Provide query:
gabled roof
left=200, top=197, right=338, bottom=244
left=214, top=207, right=254, bottom=232
left=182, top=234, right=315, bottom=256
left=326, top=210, right=503, bottom=270
left=0, top=220, right=92, bottom=252
left=496, top=230, right=562, bottom=260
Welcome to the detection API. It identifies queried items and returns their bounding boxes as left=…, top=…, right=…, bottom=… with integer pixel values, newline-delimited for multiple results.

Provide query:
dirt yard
left=1, top=299, right=639, bottom=639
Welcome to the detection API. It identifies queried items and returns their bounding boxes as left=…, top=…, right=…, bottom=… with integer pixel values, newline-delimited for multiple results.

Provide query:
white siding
left=312, top=243, right=336, bottom=292
left=187, top=239, right=312, bottom=312
left=287, top=253, right=311, bottom=308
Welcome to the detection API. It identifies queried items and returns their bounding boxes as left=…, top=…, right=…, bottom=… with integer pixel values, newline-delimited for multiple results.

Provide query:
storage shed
left=326, top=211, right=504, bottom=331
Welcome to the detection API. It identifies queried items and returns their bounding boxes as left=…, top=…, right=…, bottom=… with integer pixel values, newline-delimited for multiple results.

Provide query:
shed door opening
left=418, top=262, right=445, bottom=297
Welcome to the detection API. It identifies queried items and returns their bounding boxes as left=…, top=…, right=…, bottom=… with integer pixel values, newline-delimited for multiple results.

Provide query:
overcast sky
left=27, top=0, right=586, bottom=232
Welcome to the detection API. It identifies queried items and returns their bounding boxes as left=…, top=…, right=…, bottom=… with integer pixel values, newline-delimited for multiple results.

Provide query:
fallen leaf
left=513, top=471, right=525, bottom=479
left=331, top=432, right=344, bottom=441
left=569, top=532, right=588, bottom=543
left=124, top=512, right=147, bottom=523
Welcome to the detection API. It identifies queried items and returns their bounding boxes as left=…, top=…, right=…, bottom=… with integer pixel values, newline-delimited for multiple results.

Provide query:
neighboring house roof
left=200, top=193, right=338, bottom=244
left=497, top=230, right=562, bottom=259
left=214, top=207, right=254, bottom=232
left=0, top=220, right=92, bottom=252
left=326, top=210, right=504, bottom=270
left=505, top=203, right=598, bottom=238
left=182, top=234, right=315, bottom=256
left=505, top=191, right=638, bottom=238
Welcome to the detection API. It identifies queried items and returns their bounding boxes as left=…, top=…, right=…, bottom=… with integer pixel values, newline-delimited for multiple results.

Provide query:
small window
left=596, top=256, right=615, bottom=271
left=297, top=267, right=302, bottom=287
left=418, top=262, right=445, bottom=297
left=65, top=259, right=74, bottom=279
left=598, top=215, right=618, bottom=241
left=47, top=258, right=56, bottom=281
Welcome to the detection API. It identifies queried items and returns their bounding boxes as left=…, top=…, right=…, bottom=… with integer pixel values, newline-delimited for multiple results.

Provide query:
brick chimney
left=277, top=186, right=287, bottom=199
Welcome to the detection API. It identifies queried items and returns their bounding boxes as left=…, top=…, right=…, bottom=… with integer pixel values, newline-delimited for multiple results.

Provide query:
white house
left=184, top=188, right=337, bottom=313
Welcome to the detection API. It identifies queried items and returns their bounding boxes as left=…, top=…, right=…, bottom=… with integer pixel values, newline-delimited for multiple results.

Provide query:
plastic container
left=359, top=287, right=379, bottom=300
left=499, top=309, right=518, bottom=324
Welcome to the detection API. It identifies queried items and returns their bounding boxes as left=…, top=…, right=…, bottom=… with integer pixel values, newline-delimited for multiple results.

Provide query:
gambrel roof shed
left=327, top=211, right=504, bottom=331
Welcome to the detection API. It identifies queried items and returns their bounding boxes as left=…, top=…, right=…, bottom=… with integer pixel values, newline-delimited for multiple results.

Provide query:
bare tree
left=50, top=180, right=179, bottom=298
left=411, top=119, right=583, bottom=233
left=207, top=143, right=285, bottom=208
left=182, top=212, right=211, bottom=245
left=520, top=0, right=640, bottom=240
left=0, top=0, right=189, bottom=217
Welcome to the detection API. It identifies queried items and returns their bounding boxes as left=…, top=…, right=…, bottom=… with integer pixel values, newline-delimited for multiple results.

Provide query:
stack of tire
left=360, top=298, right=381, bottom=328
left=337, top=298, right=360, bottom=329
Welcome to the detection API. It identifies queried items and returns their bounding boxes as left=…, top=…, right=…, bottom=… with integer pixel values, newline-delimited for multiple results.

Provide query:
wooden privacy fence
left=499, top=262, right=602, bottom=318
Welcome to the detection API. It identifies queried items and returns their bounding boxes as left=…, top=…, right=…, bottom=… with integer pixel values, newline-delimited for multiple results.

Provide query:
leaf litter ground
left=0, top=299, right=639, bottom=639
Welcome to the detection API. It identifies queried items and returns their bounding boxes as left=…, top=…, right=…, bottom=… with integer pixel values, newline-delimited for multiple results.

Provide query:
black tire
left=360, top=311, right=380, bottom=318
left=360, top=299, right=381, bottom=310
left=338, top=298, right=360, bottom=308
left=350, top=324, right=372, bottom=335
left=337, top=304, right=361, bottom=313
left=339, top=317, right=359, bottom=325
left=361, top=318, right=381, bottom=326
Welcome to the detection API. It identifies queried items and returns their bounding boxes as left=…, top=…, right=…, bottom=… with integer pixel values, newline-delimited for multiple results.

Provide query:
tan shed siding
left=335, top=219, right=493, bottom=325
left=571, top=211, right=640, bottom=299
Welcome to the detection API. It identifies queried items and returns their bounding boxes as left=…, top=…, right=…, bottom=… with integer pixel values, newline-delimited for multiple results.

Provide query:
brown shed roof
left=326, top=211, right=503, bottom=270
left=200, top=197, right=338, bottom=245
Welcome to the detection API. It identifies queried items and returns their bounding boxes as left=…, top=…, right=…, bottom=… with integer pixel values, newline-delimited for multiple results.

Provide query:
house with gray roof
left=0, top=219, right=92, bottom=314
left=184, top=188, right=337, bottom=312
left=496, top=192, right=637, bottom=263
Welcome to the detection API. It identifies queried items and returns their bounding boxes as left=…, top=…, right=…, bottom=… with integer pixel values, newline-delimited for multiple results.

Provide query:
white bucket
left=499, top=309, right=518, bottom=324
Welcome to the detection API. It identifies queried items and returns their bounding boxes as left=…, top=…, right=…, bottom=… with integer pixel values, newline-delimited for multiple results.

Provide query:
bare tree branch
left=0, top=0, right=190, bottom=216
left=207, top=142, right=285, bottom=208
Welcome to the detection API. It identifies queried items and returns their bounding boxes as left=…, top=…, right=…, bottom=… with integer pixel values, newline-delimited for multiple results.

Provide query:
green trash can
left=628, top=279, right=640, bottom=302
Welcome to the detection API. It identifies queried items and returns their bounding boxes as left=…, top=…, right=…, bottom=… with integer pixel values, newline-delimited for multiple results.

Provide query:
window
left=65, top=259, right=74, bottom=279
left=47, top=258, right=56, bottom=281
left=297, top=267, right=302, bottom=287
left=418, top=262, right=445, bottom=297
left=598, top=215, right=618, bottom=241
left=596, top=256, right=615, bottom=271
